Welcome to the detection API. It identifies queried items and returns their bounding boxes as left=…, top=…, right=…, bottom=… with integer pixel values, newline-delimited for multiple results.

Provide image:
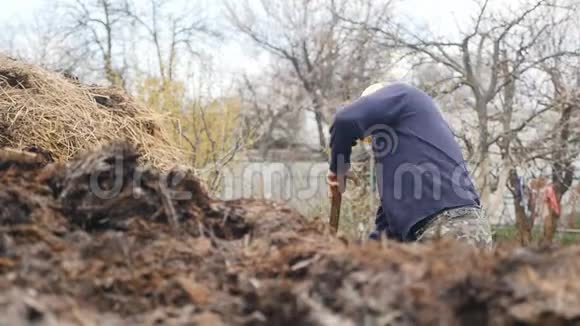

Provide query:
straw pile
left=0, top=55, right=184, bottom=168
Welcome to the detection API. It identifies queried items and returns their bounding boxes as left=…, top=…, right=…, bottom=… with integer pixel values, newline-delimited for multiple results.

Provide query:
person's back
left=328, top=82, right=491, bottom=248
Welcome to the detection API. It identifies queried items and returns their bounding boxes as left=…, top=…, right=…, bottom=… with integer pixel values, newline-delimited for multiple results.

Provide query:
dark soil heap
left=1, top=143, right=580, bottom=326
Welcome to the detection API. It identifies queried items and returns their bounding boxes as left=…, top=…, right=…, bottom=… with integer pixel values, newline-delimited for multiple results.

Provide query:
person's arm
left=329, top=86, right=407, bottom=176
left=327, top=86, right=408, bottom=196
left=329, top=113, right=360, bottom=176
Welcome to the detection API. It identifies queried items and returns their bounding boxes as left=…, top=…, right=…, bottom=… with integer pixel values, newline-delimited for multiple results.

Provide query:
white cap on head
left=361, top=82, right=387, bottom=97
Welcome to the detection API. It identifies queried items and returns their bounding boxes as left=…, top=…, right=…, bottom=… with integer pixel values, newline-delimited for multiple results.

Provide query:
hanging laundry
left=545, top=185, right=561, bottom=216
left=515, top=176, right=531, bottom=220
left=515, top=176, right=524, bottom=202
left=529, top=177, right=547, bottom=223
left=524, top=185, right=537, bottom=227
left=521, top=180, right=531, bottom=219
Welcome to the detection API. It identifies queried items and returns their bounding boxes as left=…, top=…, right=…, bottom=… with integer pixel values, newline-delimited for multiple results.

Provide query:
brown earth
left=1, top=143, right=580, bottom=326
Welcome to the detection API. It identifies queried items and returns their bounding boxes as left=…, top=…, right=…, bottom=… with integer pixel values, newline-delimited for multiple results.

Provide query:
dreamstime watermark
left=87, top=153, right=194, bottom=201
left=366, top=124, right=399, bottom=159
left=84, top=154, right=479, bottom=206
left=393, top=162, right=442, bottom=200
left=83, top=123, right=477, bottom=204
left=389, top=162, right=477, bottom=201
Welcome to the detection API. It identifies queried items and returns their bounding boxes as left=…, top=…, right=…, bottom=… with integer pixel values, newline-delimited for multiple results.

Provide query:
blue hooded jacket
left=329, top=83, right=480, bottom=241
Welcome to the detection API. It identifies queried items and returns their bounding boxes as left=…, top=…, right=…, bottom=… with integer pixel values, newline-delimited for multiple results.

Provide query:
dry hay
left=2, top=143, right=580, bottom=325
left=0, top=54, right=184, bottom=169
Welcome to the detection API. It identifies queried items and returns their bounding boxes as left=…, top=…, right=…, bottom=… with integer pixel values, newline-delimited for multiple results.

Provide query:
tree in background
left=497, top=4, right=580, bottom=245
left=58, top=0, right=130, bottom=87
left=226, top=0, right=393, bottom=152
left=136, top=75, right=251, bottom=192
left=338, top=0, right=580, bottom=244
left=237, top=71, right=310, bottom=158
left=526, top=60, right=580, bottom=245
left=396, top=0, right=577, bottom=206
left=121, top=0, right=220, bottom=84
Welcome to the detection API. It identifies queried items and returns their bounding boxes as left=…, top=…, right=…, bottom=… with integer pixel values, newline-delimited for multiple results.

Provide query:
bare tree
left=59, top=0, right=129, bottom=87
left=226, top=0, right=393, bottom=151
left=238, top=72, right=308, bottom=157
left=0, top=8, right=63, bottom=69
left=121, top=0, right=219, bottom=85
left=530, top=62, right=580, bottom=245
left=502, top=5, right=580, bottom=245
left=346, top=0, right=578, bottom=205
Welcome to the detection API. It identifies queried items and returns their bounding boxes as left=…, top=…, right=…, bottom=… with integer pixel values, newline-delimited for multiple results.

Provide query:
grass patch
left=493, top=225, right=580, bottom=245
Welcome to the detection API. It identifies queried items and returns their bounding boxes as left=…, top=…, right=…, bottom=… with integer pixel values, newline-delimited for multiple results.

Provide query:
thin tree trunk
left=312, top=96, right=327, bottom=150
left=475, top=101, right=491, bottom=204
left=569, top=193, right=578, bottom=228
left=488, top=164, right=509, bottom=223
left=314, top=109, right=326, bottom=150
left=102, top=0, right=122, bottom=87
left=541, top=92, right=574, bottom=246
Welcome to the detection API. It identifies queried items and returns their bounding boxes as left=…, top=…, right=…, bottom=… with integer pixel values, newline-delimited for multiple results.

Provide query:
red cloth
left=545, top=185, right=560, bottom=215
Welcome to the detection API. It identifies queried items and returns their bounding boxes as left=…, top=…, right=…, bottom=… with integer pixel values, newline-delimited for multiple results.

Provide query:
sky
left=0, top=0, right=45, bottom=21
left=0, top=0, right=477, bottom=76
left=0, top=0, right=475, bottom=25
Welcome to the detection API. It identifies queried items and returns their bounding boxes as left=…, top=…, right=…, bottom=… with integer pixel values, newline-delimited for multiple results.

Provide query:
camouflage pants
left=415, top=207, right=493, bottom=250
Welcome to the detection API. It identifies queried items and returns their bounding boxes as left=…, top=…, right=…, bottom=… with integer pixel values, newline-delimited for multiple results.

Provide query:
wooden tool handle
left=329, top=190, right=342, bottom=234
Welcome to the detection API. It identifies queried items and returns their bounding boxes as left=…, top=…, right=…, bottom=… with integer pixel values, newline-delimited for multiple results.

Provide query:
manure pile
left=0, top=144, right=580, bottom=326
